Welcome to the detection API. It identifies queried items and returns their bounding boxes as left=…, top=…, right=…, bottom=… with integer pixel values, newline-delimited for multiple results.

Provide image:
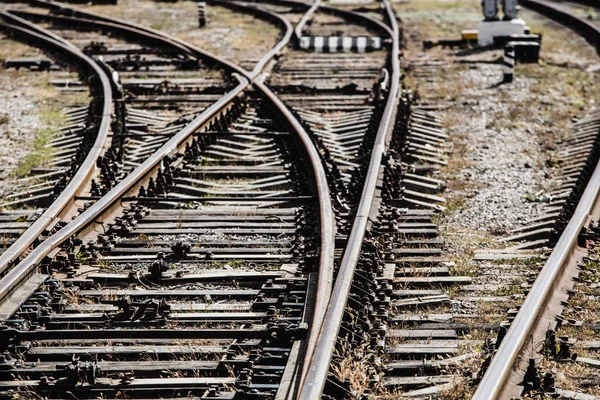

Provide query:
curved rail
left=45, top=0, right=335, bottom=367
left=0, top=4, right=336, bottom=393
left=0, top=75, right=248, bottom=303
left=474, top=1, right=600, bottom=398
left=0, top=10, right=112, bottom=276
left=297, top=0, right=401, bottom=398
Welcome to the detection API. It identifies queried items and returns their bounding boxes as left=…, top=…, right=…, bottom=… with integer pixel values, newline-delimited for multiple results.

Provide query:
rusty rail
left=0, top=6, right=336, bottom=398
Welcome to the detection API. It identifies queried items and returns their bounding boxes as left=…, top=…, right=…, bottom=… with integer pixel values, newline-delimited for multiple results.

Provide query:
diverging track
left=0, top=1, right=337, bottom=398
left=473, top=2, right=600, bottom=399
left=0, top=0, right=409, bottom=397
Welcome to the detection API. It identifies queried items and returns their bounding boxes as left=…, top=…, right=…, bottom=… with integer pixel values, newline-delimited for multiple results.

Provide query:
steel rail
left=0, top=76, right=248, bottom=304
left=297, top=0, right=400, bottom=398
left=473, top=1, right=600, bottom=398
left=520, top=0, right=600, bottom=50
left=1, top=5, right=336, bottom=393
left=0, top=10, right=112, bottom=276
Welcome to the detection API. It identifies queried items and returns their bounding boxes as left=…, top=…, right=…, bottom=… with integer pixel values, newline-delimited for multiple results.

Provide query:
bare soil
left=86, top=0, right=281, bottom=69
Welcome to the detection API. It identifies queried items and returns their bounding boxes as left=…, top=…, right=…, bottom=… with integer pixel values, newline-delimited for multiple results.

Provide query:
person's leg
left=482, top=0, right=499, bottom=21
left=502, top=0, right=520, bottom=20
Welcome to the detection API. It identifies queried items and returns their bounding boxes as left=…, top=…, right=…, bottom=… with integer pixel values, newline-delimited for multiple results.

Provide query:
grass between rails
left=10, top=90, right=78, bottom=178
left=11, top=127, right=57, bottom=178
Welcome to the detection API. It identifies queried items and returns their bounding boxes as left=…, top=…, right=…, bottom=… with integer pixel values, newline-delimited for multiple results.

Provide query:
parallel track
left=11, top=1, right=600, bottom=399
left=0, top=9, right=112, bottom=276
left=473, top=2, right=600, bottom=398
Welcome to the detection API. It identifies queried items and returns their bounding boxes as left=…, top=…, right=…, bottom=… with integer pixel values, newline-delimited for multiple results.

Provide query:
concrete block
left=478, top=19, right=526, bottom=46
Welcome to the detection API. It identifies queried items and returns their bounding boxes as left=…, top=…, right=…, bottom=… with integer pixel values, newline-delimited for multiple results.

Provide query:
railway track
left=0, top=3, right=329, bottom=399
left=292, top=1, right=600, bottom=399
left=0, top=0, right=398, bottom=397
